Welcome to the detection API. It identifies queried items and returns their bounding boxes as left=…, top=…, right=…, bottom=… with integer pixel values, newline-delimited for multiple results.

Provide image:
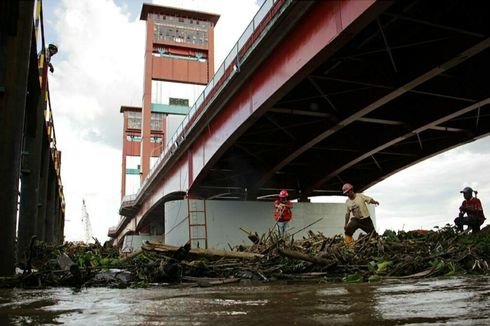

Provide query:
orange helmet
left=342, top=183, right=353, bottom=194
left=279, top=189, right=288, bottom=198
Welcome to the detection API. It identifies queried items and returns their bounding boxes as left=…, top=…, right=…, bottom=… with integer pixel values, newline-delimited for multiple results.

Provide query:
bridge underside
left=192, top=0, right=490, bottom=200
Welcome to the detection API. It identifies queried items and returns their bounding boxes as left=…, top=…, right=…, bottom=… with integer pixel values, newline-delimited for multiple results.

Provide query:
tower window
left=127, top=135, right=141, bottom=142
left=127, top=111, right=141, bottom=129
left=151, top=112, right=164, bottom=131
left=150, top=136, right=163, bottom=143
left=169, top=97, right=189, bottom=107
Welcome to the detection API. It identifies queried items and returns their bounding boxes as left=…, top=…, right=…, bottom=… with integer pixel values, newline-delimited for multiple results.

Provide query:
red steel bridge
left=113, top=0, right=489, bottom=241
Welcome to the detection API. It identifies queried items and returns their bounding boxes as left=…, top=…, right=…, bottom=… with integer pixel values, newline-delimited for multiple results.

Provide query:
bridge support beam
left=18, top=92, right=46, bottom=262
left=36, top=133, right=50, bottom=241
left=0, top=0, right=34, bottom=276
left=44, top=168, right=56, bottom=243
left=58, top=192, right=64, bottom=243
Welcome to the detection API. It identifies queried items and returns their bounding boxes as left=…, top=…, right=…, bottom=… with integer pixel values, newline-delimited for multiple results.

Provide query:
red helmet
left=279, top=189, right=288, bottom=198
left=342, top=183, right=353, bottom=194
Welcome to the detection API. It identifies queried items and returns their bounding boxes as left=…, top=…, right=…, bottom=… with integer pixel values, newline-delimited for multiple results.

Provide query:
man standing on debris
left=342, top=183, right=379, bottom=244
left=455, top=187, right=485, bottom=233
left=274, top=189, right=293, bottom=236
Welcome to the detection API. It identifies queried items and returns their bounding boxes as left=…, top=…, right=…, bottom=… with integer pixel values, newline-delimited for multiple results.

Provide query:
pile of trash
left=1, top=225, right=489, bottom=289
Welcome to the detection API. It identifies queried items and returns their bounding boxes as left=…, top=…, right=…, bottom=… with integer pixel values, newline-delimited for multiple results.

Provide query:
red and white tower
left=120, top=4, right=219, bottom=198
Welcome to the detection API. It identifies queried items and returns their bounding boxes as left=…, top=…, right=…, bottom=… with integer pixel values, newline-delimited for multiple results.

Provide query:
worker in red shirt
left=454, top=187, right=485, bottom=233
left=274, top=189, right=293, bottom=236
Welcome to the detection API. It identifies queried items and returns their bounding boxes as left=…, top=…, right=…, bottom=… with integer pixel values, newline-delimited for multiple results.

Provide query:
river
left=1, top=276, right=489, bottom=325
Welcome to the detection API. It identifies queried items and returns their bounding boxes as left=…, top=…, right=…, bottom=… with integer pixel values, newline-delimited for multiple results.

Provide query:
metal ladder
left=187, top=197, right=208, bottom=249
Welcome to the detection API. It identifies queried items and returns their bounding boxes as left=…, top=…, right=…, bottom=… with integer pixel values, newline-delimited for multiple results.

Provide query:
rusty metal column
left=0, top=0, right=34, bottom=276
left=44, top=167, right=56, bottom=243
left=18, top=91, right=45, bottom=261
left=36, top=133, right=50, bottom=241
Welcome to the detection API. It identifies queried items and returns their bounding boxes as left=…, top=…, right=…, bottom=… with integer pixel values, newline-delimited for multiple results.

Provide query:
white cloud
left=56, top=116, right=121, bottom=241
left=50, top=0, right=145, bottom=148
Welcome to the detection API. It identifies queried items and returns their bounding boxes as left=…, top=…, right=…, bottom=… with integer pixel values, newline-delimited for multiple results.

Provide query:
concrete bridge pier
left=54, top=193, right=64, bottom=244
left=18, top=79, right=46, bottom=262
left=35, top=134, right=51, bottom=242
left=0, top=0, right=35, bottom=276
left=44, top=167, right=57, bottom=243
left=18, top=65, right=64, bottom=263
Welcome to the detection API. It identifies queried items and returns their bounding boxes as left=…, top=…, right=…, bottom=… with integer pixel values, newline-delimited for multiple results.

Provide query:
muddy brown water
left=1, top=276, right=489, bottom=325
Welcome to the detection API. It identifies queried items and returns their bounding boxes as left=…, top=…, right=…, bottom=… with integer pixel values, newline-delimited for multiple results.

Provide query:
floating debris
left=1, top=224, right=489, bottom=289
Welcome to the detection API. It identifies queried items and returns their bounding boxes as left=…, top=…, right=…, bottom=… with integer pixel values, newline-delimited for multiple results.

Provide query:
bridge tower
left=120, top=4, right=220, bottom=198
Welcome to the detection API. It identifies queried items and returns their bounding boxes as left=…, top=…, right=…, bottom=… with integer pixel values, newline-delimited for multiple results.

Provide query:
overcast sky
left=42, top=0, right=490, bottom=242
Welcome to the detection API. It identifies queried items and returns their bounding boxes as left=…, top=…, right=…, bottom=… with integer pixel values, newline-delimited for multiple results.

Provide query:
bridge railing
left=122, top=194, right=137, bottom=206
left=134, top=0, right=290, bottom=202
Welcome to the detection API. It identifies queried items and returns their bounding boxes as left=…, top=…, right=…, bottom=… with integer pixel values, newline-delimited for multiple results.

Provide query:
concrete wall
left=121, top=235, right=163, bottom=253
left=165, top=200, right=192, bottom=246
left=164, top=199, right=376, bottom=250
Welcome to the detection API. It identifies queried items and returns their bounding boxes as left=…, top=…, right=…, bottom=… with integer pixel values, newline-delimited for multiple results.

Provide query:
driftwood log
left=143, top=241, right=263, bottom=260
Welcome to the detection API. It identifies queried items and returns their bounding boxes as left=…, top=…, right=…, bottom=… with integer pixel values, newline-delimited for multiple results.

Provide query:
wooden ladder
left=187, top=198, right=208, bottom=249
